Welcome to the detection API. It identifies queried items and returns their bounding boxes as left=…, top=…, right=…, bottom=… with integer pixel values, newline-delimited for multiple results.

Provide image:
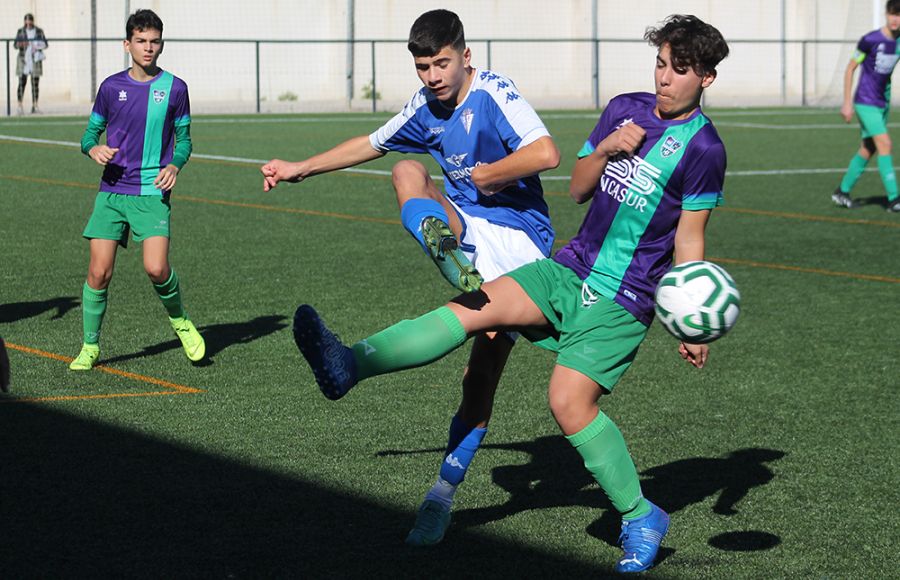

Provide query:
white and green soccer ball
left=654, top=261, right=741, bottom=344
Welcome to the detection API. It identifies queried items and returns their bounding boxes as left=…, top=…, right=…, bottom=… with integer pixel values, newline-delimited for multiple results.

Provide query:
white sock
left=423, top=477, right=456, bottom=510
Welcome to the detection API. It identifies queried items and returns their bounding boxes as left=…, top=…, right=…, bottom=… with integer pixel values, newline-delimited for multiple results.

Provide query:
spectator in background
left=15, top=13, right=48, bottom=115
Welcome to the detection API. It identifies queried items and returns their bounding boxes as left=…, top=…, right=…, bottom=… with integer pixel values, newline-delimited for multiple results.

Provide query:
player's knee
left=391, top=159, right=427, bottom=186
left=144, top=264, right=169, bottom=283
left=87, top=267, right=113, bottom=288
left=548, top=387, right=579, bottom=423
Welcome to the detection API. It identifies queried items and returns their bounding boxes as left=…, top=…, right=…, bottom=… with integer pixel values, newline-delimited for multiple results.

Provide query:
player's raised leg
left=393, top=160, right=483, bottom=293
left=70, top=238, right=118, bottom=370
left=143, top=236, right=205, bottom=362
left=550, top=365, right=667, bottom=573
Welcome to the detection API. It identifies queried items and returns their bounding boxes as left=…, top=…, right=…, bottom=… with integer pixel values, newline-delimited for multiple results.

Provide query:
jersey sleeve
left=681, top=140, right=726, bottom=210
left=853, top=35, right=871, bottom=63
left=369, top=90, right=429, bottom=154
left=172, top=79, right=191, bottom=128
left=483, top=74, right=550, bottom=150
left=81, top=81, right=109, bottom=154
left=576, top=98, right=620, bottom=158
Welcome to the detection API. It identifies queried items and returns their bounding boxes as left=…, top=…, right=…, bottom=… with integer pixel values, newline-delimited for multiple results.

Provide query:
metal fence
left=5, top=37, right=862, bottom=116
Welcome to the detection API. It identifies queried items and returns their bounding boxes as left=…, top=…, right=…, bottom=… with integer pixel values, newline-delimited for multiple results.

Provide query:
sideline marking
left=1, top=342, right=205, bottom=404
left=3, top=133, right=900, bottom=180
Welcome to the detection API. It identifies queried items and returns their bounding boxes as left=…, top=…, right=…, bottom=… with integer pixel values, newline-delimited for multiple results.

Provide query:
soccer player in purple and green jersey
left=560, top=89, right=724, bottom=327
left=835, top=0, right=900, bottom=212
left=70, top=9, right=204, bottom=371
left=292, top=15, right=729, bottom=573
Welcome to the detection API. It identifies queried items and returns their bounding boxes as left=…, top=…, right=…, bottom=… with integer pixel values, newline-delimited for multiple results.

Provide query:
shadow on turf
left=0, top=404, right=621, bottom=578
left=379, top=438, right=785, bottom=555
left=0, top=296, right=79, bottom=323
left=98, top=315, right=288, bottom=366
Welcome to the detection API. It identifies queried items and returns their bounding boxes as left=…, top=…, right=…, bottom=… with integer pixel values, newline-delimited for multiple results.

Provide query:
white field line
left=0, top=133, right=890, bottom=180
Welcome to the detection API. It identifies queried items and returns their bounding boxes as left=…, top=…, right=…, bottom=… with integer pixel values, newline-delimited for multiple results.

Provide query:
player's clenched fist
left=88, top=145, right=119, bottom=166
left=598, top=122, right=646, bottom=158
left=261, top=159, right=304, bottom=191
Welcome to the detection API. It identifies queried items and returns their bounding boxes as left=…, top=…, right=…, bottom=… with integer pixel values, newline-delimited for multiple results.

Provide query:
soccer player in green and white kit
left=70, top=9, right=204, bottom=370
left=835, top=0, right=900, bottom=212
left=292, top=15, right=729, bottom=573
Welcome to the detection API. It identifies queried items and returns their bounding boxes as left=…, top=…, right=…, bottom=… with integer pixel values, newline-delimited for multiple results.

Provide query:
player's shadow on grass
left=0, top=296, right=79, bottom=323
left=0, top=404, right=609, bottom=577
left=852, top=194, right=895, bottom=208
left=379, top=439, right=785, bottom=555
left=99, top=315, right=288, bottom=366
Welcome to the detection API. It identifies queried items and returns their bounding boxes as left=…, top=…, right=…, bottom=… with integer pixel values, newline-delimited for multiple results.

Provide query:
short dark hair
left=407, top=9, right=465, bottom=57
left=24, top=13, right=34, bottom=22
left=888, top=0, right=900, bottom=15
left=644, top=15, right=729, bottom=77
left=126, top=9, right=163, bottom=40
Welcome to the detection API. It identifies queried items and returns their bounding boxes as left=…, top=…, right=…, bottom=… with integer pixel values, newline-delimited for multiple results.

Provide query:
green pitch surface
left=0, top=109, right=897, bottom=578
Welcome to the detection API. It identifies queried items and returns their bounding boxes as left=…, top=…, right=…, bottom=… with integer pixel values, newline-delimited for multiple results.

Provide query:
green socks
left=839, top=153, right=868, bottom=194
left=877, top=155, right=899, bottom=201
left=81, top=283, right=108, bottom=345
left=351, top=306, right=467, bottom=380
left=153, top=270, right=187, bottom=320
left=567, top=410, right=651, bottom=520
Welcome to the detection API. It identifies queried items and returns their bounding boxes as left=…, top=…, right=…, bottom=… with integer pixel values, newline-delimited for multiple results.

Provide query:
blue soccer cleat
left=292, top=305, right=358, bottom=400
left=615, top=501, right=670, bottom=573
left=405, top=500, right=452, bottom=546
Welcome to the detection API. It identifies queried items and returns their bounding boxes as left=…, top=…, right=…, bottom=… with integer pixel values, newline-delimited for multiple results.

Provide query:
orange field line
left=2, top=342, right=205, bottom=403
left=708, top=256, right=900, bottom=284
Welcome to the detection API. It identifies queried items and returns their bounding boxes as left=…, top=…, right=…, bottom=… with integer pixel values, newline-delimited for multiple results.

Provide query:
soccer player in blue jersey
left=835, top=0, right=900, bottom=212
left=262, top=9, right=559, bottom=546
left=291, top=14, right=729, bottom=573
left=69, top=9, right=204, bottom=370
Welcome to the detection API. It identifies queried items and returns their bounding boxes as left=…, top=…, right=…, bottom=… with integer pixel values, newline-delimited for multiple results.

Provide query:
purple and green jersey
left=852, top=29, right=900, bottom=108
left=81, top=69, right=192, bottom=196
left=555, top=92, right=726, bottom=326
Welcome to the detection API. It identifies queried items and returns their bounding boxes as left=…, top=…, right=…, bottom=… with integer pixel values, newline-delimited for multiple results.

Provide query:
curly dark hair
left=644, top=15, right=729, bottom=77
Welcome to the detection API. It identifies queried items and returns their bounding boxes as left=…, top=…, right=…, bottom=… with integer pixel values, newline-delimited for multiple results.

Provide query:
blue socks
left=425, top=414, right=487, bottom=509
left=400, top=198, right=451, bottom=254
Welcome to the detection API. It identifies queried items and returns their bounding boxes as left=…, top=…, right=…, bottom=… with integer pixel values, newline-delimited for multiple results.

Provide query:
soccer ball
left=654, top=261, right=741, bottom=344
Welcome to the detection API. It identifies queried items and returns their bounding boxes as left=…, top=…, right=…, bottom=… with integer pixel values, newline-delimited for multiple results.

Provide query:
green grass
left=0, top=109, right=898, bottom=578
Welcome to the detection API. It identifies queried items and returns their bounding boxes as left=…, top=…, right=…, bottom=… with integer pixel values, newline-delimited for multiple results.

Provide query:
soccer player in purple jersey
left=291, top=14, right=729, bottom=573
left=835, top=0, right=900, bottom=212
left=69, top=9, right=204, bottom=371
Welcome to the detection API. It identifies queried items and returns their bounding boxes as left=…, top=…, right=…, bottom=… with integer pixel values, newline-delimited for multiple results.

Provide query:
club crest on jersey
left=661, top=136, right=683, bottom=158
left=118, top=90, right=127, bottom=102
left=153, top=89, right=167, bottom=104
left=445, top=153, right=469, bottom=167
left=460, top=108, right=474, bottom=134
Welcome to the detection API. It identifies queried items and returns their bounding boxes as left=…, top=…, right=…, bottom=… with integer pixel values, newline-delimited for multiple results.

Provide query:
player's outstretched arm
left=470, top=136, right=560, bottom=195
left=261, top=135, right=385, bottom=191
left=570, top=123, right=646, bottom=203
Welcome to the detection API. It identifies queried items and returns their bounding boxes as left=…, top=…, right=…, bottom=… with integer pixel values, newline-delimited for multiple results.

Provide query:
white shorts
left=450, top=201, right=549, bottom=282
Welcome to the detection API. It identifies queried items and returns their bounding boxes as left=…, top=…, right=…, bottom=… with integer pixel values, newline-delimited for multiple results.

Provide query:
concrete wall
left=1, top=0, right=881, bottom=114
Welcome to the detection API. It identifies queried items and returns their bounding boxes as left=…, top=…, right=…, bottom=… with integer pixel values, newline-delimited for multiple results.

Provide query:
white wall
left=1, top=0, right=880, bottom=114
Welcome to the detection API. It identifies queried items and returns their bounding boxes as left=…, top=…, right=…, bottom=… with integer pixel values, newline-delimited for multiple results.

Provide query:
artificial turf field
left=0, top=109, right=897, bottom=578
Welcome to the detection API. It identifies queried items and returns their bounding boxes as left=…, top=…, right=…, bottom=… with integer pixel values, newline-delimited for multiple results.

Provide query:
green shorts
left=855, top=103, right=890, bottom=139
left=82, top=191, right=171, bottom=247
left=506, top=259, right=648, bottom=392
